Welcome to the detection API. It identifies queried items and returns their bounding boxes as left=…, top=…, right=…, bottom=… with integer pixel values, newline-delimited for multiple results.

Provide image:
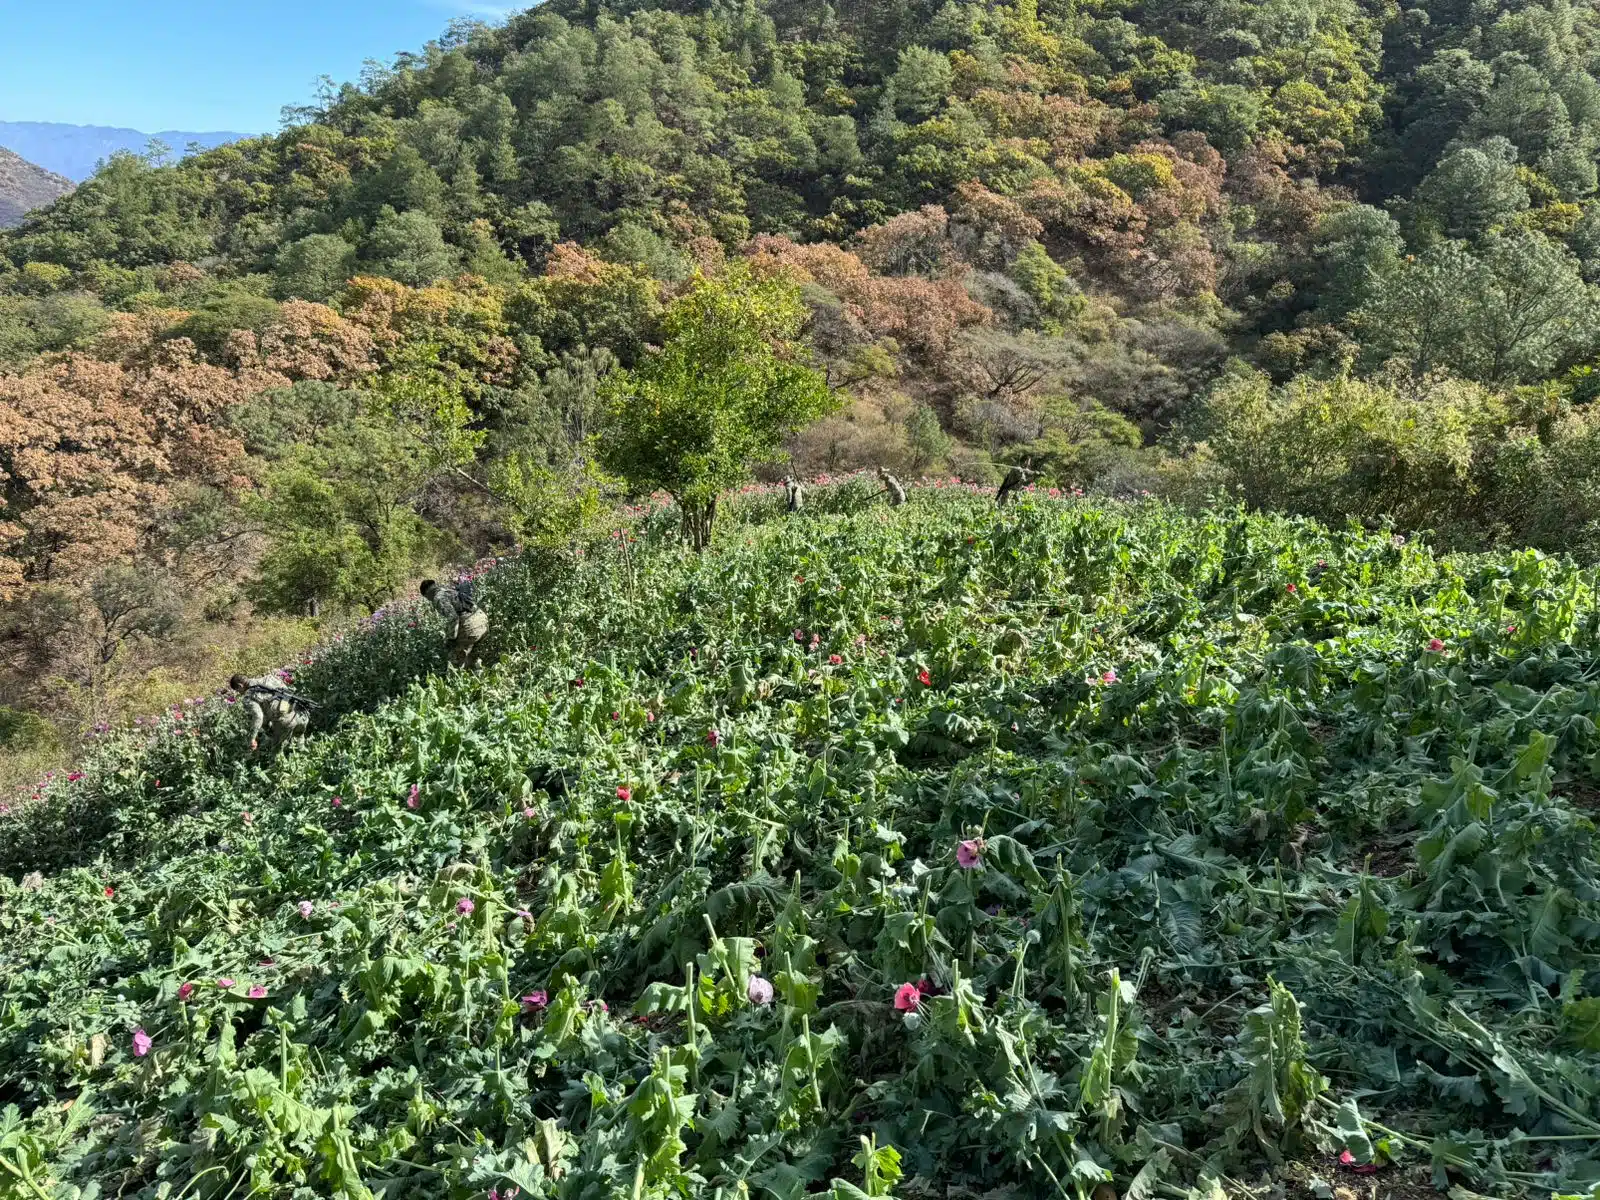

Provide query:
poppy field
left=5, top=487, right=1600, bottom=1199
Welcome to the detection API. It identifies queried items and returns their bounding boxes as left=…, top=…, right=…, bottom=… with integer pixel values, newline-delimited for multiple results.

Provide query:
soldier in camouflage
left=421, top=578, right=489, bottom=668
left=877, top=466, right=907, bottom=507
left=228, top=673, right=313, bottom=754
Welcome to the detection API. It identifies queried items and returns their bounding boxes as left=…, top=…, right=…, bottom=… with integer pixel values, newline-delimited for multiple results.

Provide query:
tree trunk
left=678, top=496, right=717, bottom=552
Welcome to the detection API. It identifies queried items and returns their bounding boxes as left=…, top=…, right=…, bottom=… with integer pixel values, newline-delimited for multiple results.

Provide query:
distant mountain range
left=0, top=147, right=72, bottom=228
left=0, top=121, right=248, bottom=183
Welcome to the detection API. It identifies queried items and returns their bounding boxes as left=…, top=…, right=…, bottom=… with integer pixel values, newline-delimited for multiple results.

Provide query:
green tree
left=1413, top=139, right=1528, bottom=241
left=274, top=233, right=358, bottom=301
left=1358, top=232, right=1593, bottom=383
left=598, top=266, right=835, bottom=549
left=363, top=207, right=458, bottom=287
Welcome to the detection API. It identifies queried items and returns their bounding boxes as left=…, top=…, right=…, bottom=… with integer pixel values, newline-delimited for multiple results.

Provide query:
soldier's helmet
left=229, top=674, right=249, bottom=693
left=419, top=579, right=438, bottom=598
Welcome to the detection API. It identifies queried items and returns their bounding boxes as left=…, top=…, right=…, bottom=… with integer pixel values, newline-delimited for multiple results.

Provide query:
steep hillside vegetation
left=8, top=0, right=1600, bottom=798
left=4, top=488, right=1600, bottom=1199
left=0, top=149, right=71, bottom=229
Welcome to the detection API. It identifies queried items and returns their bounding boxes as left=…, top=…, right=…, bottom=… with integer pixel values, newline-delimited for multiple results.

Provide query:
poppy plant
left=917, top=669, right=932, bottom=686
left=956, top=838, right=985, bottom=869
left=132, top=1028, right=152, bottom=1057
left=893, top=983, right=921, bottom=1011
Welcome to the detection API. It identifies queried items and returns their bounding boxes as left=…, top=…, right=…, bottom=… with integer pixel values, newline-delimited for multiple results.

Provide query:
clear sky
left=0, top=0, right=513, bottom=135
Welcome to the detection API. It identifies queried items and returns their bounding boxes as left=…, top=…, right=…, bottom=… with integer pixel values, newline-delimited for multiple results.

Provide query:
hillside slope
left=0, top=120, right=246, bottom=182
left=0, top=147, right=71, bottom=228
left=4, top=487, right=1600, bottom=1198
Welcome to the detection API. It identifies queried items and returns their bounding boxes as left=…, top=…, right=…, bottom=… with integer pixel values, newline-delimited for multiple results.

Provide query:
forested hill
left=0, top=148, right=71, bottom=229
left=8, top=0, right=1600, bottom=765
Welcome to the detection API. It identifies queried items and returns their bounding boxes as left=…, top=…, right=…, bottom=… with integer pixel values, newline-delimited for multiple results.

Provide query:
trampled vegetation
left=6, top=487, right=1600, bottom=1199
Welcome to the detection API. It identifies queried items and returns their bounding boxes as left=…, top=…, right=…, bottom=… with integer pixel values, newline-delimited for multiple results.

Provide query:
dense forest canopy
left=7, top=0, right=1600, bottom=756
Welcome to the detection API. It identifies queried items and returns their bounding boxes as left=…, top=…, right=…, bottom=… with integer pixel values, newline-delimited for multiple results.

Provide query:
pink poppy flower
left=297, top=900, right=314, bottom=919
left=611, top=711, right=620, bottom=720
left=67, top=772, right=83, bottom=783
left=1428, top=638, right=1444, bottom=652
left=178, top=982, right=195, bottom=1001
left=829, top=654, right=842, bottom=665
left=747, top=976, right=775, bottom=1005
left=1339, top=1151, right=1379, bottom=1175
left=522, top=807, right=537, bottom=820
left=217, top=978, right=235, bottom=989
left=132, top=1028, right=152, bottom=1057
left=616, top=786, right=632, bottom=801
left=103, top=886, right=115, bottom=898
left=956, top=838, right=985, bottom=869
left=706, top=728, right=721, bottom=746
left=1101, top=669, right=1118, bottom=684
left=893, top=983, right=921, bottom=1011
left=331, top=796, right=343, bottom=808
left=1286, top=582, right=1297, bottom=593
left=241, top=811, right=253, bottom=826
left=794, top=628, right=805, bottom=642
left=248, top=986, right=267, bottom=999
left=1507, top=624, right=1517, bottom=634
left=646, top=711, right=656, bottom=723
left=521, top=991, right=548, bottom=1011
left=457, top=897, right=475, bottom=915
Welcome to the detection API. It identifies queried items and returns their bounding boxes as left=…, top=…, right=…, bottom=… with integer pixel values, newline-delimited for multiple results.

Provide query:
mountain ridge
left=0, top=146, right=72, bottom=228
left=0, top=120, right=247, bottom=182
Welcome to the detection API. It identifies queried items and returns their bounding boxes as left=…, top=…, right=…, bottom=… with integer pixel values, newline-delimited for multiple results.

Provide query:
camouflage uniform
left=879, top=468, right=907, bottom=507
left=428, top=582, right=489, bottom=668
left=236, top=675, right=311, bottom=753
left=997, top=464, right=1034, bottom=507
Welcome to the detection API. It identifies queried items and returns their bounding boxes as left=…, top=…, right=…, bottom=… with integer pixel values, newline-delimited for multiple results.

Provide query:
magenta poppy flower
left=1101, top=669, right=1118, bottom=684
left=893, top=983, right=921, bottom=1011
left=956, top=838, right=985, bottom=869
left=522, top=806, right=537, bottom=820
left=917, top=669, right=932, bottom=686
left=103, top=886, right=115, bottom=898
left=616, top=786, right=632, bottom=801
left=248, top=986, right=267, bottom=999
left=457, top=897, right=475, bottom=915
left=67, top=772, right=83, bottom=783
left=177, top=982, right=195, bottom=1001
left=747, top=976, right=775, bottom=1005
left=706, top=728, right=721, bottom=746
left=521, top=991, right=548, bottom=1011
left=217, top=978, right=235, bottom=989
left=297, top=900, right=314, bottom=919
left=610, top=711, right=620, bottom=720
left=406, top=784, right=420, bottom=810
left=1428, top=638, right=1444, bottom=652
left=132, top=1028, right=152, bottom=1057
left=331, top=796, right=343, bottom=808
left=794, top=628, right=805, bottom=642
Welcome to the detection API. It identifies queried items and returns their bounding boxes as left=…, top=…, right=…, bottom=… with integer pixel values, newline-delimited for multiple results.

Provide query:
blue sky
left=0, top=0, right=514, bottom=134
